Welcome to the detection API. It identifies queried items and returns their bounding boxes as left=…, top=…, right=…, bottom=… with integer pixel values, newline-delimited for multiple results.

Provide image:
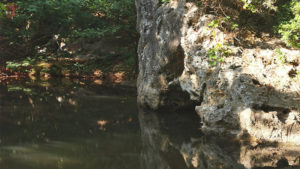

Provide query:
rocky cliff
left=136, top=0, right=300, bottom=143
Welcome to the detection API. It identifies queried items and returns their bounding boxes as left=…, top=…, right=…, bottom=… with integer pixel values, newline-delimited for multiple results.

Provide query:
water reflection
left=138, top=108, right=300, bottom=169
left=1, top=80, right=300, bottom=169
left=0, top=81, right=140, bottom=169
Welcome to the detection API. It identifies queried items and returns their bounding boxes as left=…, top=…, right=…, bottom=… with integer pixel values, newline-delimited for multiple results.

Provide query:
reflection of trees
left=0, top=82, right=141, bottom=169
left=1, top=84, right=79, bottom=143
left=0, top=82, right=138, bottom=144
left=139, top=108, right=170, bottom=169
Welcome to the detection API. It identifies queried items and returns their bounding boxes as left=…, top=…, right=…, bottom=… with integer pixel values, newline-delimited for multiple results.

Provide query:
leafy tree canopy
left=0, top=0, right=136, bottom=57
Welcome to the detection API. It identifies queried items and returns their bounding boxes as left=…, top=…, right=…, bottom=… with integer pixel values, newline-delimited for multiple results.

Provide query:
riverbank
left=0, top=55, right=137, bottom=86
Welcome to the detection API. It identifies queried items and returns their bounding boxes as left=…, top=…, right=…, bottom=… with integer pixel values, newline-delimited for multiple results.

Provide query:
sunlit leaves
left=72, top=26, right=121, bottom=39
left=207, top=43, right=231, bottom=66
left=239, top=0, right=300, bottom=48
left=0, top=3, right=6, bottom=18
left=278, top=0, right=300, bottom=48
left=0, top=0, right=137, bottom=54
left=208, top=20, right=219, bottom=28
left=6, top=57, right=35, bottom=71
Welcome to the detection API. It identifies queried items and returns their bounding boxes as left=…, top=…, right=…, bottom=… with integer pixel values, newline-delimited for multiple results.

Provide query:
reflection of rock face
left=136, top=0, right=300, bottom=143
left=180, top=141, right=245, bottom=169
left=180, top=141, right=300, bottom=169
left=138, top=108, right=170, bottom=169
left=138, top=108, right=188, bottom=169
left=240, top=145, right=300, bottom=168
left=138, top=108, right=300, bottom=169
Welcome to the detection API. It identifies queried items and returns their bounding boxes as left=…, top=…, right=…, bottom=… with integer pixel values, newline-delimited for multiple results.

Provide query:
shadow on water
left=0, top=79, right=140, bottom=169
left=138, top=107, right=300, bottom=169
left=1, top=78, right=300, bottom=169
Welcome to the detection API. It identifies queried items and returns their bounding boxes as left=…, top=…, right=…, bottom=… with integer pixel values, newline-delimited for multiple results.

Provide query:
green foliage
left=161, top=0, right=170, bottom=3
left=239, top=0, right=277, bottom=13
left=239, top=0, right=300, bottom=48
left=231, top=23, right=239, bottom=30
left=6, top=57, right=35, bottom=71
left=208, top=16, right=239, bottom=31
left=208, top=19, right=219, bottom=28
left=72, top=62, right=85, bottom=72
left=276, top=48, right=286, bottom=64
left=121, top=50, right=136, bottom=65
left=72, top=26, right=121, bottom=39
left=240, top=0, right=260, bottom=13
left=0, top=2, right=6, bottom=18
left=0, top=0, right=137, bottom=56
left=207, top=43, right=231, bottom=66
left=277, top=0, right=300, bottom=48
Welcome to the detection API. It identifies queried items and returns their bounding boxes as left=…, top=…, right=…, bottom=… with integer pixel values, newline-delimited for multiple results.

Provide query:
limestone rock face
left=136, top=0, right=190, bottom=109
left=136, top=0, right=300, bottom=143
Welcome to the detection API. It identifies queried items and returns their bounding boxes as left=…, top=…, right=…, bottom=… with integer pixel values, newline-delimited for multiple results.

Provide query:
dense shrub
left=240, top=0, right=300, bottom=48
left=277, top=0, right=300, bottom=48
left=0, top=0, right=137, bottom=57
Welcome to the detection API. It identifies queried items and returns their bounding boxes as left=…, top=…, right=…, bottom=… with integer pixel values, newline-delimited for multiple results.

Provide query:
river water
left=0, top=79, right=300, bottom=169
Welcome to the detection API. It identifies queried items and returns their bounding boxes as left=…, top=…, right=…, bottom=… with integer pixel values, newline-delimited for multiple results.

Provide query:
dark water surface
left=1, top=79, right=300, bottom=169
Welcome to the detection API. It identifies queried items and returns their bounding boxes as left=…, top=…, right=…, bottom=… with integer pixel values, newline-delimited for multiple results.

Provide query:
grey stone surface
left=136, top=0, right=190, bottom=109
left=136, top=0, right=300, bottom=143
